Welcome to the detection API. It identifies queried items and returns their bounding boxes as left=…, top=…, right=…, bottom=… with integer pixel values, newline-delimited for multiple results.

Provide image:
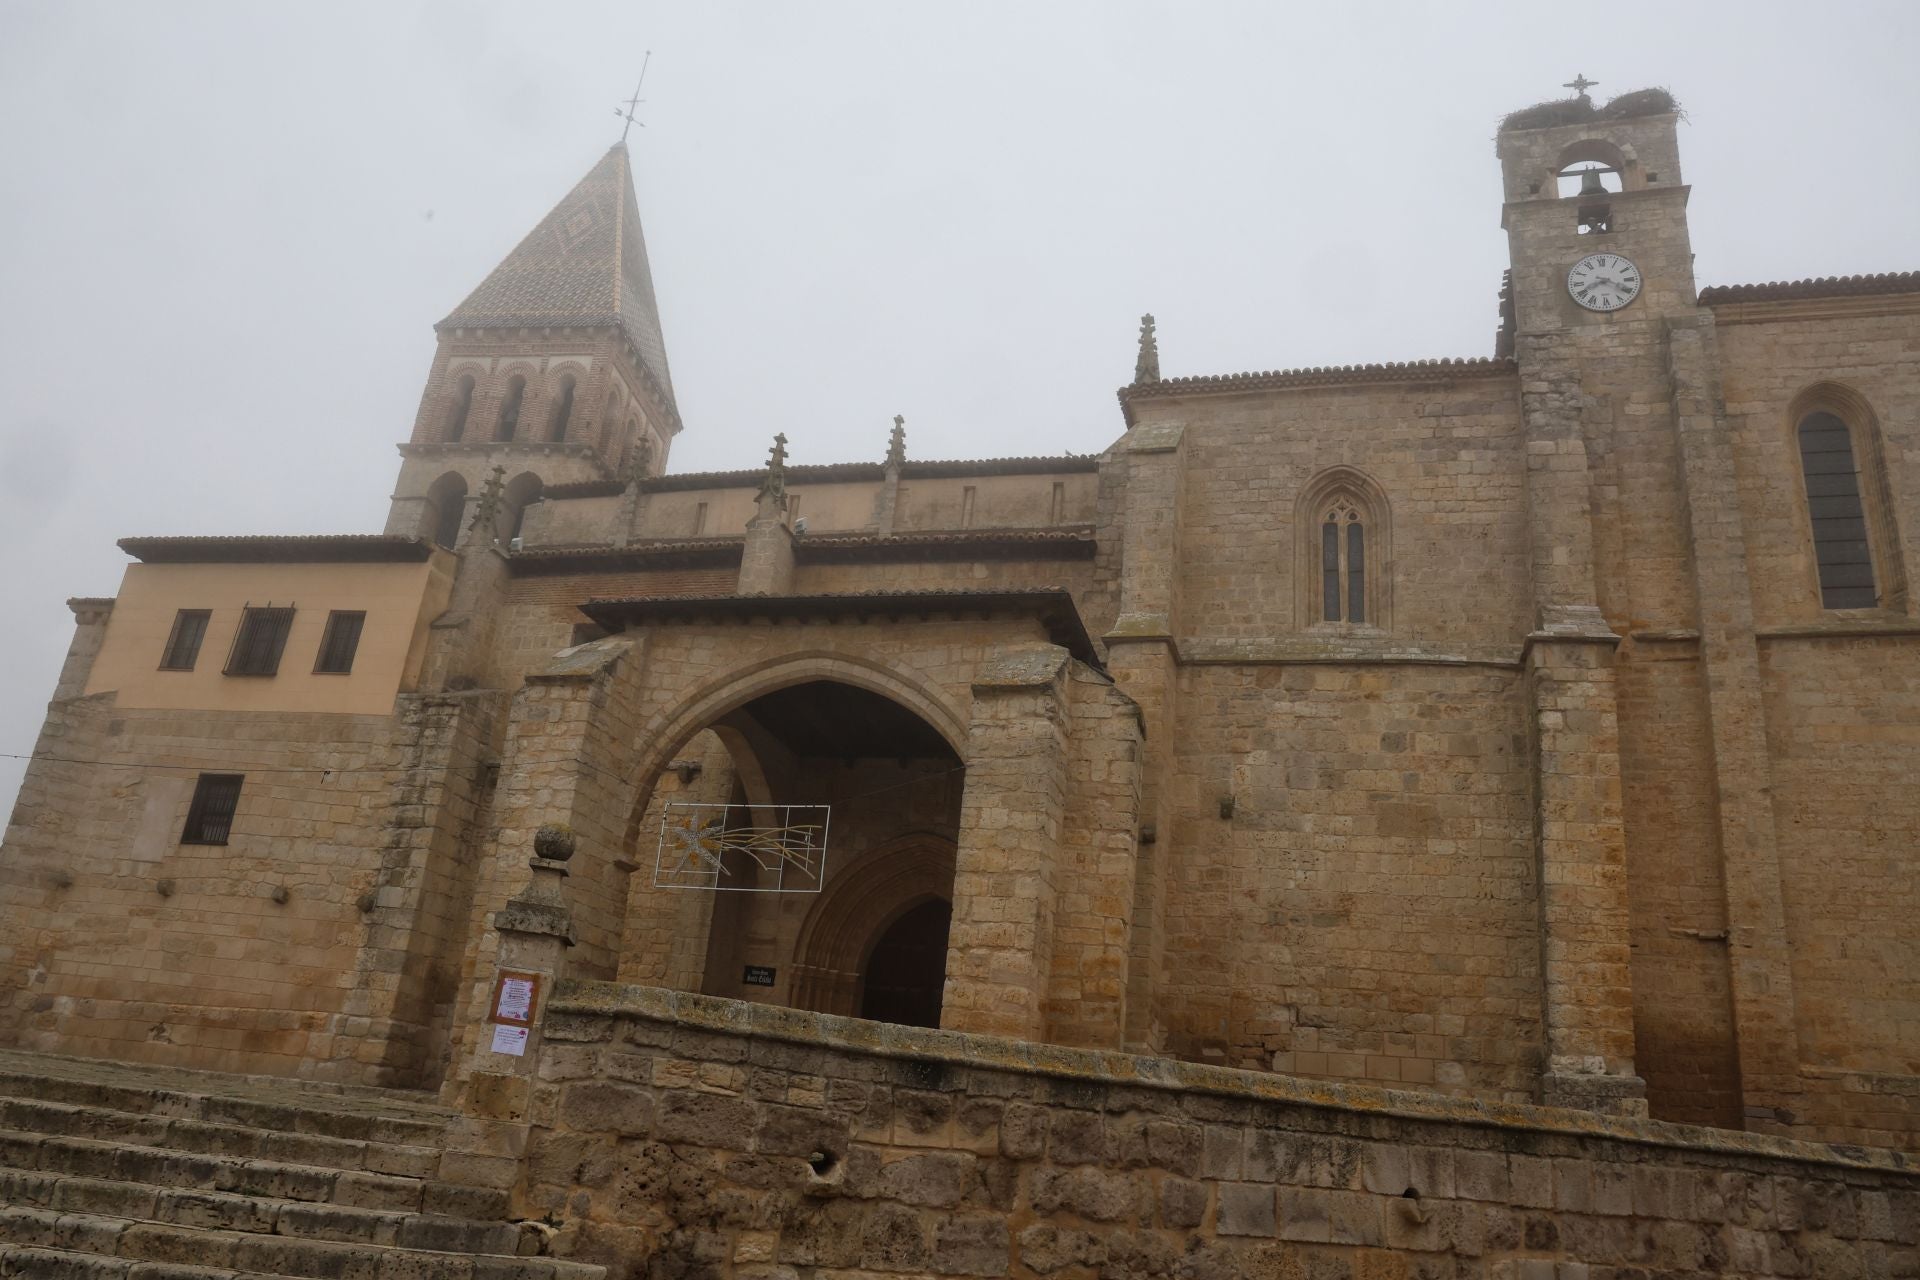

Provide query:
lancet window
left=1296, top=467, right=1391, bottom=632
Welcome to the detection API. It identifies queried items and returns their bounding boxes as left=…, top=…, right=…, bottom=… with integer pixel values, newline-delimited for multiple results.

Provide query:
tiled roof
left=631, top=454, right=1101, bottom=493
left=437, top=144, right=675, bottom=406
left=1120, top=356, right=1515, bottom=410
left=797, top=527, right=1097, bottom=563
left=541, top=479, right=629, bottom=500
left=580, top=588, right=1101, bottom=665
left=119, top=535, right=436, bottom=564
left=506, top=527, right=1096, bottom=573
left=1697, top=271, right=1920, bottom=306
left=509, top=537, right=745, bottom=574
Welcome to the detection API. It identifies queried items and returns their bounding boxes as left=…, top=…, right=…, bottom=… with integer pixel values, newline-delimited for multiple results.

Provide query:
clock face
left=1567, top=253, right=1642, bottom=312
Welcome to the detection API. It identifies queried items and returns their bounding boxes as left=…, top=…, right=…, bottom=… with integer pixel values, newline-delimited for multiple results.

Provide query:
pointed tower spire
left=439, top=144, right=677, bottom=415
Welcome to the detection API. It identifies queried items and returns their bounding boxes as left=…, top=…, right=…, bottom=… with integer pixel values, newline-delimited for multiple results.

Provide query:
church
left=3, top=84, right=1919, bottom=1271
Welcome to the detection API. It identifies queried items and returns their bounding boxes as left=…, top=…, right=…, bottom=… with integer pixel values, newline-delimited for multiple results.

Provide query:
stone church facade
left=5, top=87, right=1918, bottom=1160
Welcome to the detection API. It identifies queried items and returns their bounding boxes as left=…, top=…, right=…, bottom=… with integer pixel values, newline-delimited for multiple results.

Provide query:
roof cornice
left=119, top=535, right=437, bottom=565
left=1697, top=271, right=1920, bottom=307
left=1118, top=356, right=1516, bottom=423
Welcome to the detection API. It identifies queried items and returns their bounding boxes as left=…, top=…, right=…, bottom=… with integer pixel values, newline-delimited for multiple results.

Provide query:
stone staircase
left=0, top=1050, right=602, bottom=1279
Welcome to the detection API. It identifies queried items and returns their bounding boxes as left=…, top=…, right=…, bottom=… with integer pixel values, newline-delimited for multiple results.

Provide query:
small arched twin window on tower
left=445, top=375, right=476, bottom=442
left=1793, top=389, right=1905, bottom=611
left=1297, top=468, right=1390, bottom=631
left=548, top=375, right=576, bottom=442
left=494, top=375, right=526, bottom=442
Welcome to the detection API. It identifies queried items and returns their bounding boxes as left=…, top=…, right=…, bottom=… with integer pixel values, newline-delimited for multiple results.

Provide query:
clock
left=1567, top=253, right=1642, bottom=312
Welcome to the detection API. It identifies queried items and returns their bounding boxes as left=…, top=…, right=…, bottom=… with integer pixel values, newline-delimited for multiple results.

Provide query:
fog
left=3, top=0, right=1916, bottom=816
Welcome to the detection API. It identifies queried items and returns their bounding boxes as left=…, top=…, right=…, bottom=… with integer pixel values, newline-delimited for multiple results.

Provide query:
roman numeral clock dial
left=1566, top=253, right=1642, bottom=311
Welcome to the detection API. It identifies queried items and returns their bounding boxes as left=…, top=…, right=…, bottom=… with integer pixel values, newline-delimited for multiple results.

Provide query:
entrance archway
left=787, top=833, right=957, bottom=1017
left=618, top=678, right=965, bottom=1029
left=859, top=898, right=952, bottom=1028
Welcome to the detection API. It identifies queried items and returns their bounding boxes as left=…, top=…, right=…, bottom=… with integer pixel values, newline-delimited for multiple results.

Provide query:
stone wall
left=0, top=693, right=413, bottom=1082
left=1149, top=377, right=1530, bottom=649
left=1159, top=662, right=1539, bottom=1100
left=508, top=982, right=1920, bottom=1279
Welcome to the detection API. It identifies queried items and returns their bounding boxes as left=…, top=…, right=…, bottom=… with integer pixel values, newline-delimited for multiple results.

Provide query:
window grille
left=1798, top=412, right=1878, bottom=608
left=314, top=610, right=366, bottom=674
left=158, top=609, right=211, bottom=671
left=224, top=606, right=295, bottom=676
left=181, top=773, right=243, bottom=845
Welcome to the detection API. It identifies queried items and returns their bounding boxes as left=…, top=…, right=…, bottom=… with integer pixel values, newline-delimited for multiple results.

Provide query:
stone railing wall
left=520, top=981, right=1918, bottom=1279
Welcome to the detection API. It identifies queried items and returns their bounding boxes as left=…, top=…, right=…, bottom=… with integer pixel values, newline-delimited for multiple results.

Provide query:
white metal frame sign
left=653, top=801, right=831, bottom=893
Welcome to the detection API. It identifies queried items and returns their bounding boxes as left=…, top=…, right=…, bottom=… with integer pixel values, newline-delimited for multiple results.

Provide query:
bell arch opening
left=617, top=677, right=965, bottom=1029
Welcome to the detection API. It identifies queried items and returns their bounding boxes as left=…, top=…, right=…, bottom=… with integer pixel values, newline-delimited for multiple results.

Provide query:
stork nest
left=1500, top=87, right=1680, bottom=133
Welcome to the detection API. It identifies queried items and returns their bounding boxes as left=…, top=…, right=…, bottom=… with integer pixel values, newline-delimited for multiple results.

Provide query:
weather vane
left=1563, top=73, right=1597, bottom=100
left=616, top=51, right=653, bottom=144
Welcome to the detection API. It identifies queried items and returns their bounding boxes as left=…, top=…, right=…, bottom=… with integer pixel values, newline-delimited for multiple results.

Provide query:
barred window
left=181, top=773, right=243, bottom=846
left=1798, top=412, right=1878, bottom=609
left=158, top=609, right=211, bottom=671
left=224, top=606, right=295, bottom=677
left=313, top=610, right=366, bottom=675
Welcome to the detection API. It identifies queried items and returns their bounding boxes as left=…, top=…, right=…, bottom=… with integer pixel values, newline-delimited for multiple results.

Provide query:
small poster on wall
left=489, top=970, right=542, bottom=1031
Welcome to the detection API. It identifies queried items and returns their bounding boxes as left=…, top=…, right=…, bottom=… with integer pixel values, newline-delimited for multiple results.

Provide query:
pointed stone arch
left=618, top=651, right=970, bottom=848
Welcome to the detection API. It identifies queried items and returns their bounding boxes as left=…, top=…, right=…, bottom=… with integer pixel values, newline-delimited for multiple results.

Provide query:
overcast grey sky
left=2, top=0, right=1916, bottom=817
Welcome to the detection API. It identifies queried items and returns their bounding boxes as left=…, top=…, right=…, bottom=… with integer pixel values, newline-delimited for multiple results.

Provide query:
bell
left=1578, top=168, right=1608, bottom=197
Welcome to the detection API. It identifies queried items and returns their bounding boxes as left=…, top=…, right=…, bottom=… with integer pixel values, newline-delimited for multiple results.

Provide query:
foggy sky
left=3, top=0, right=1917, bottom=817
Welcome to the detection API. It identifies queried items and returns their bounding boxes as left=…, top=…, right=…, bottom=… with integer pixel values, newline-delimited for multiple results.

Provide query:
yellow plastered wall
left=85, top=555, right=455, bottom=715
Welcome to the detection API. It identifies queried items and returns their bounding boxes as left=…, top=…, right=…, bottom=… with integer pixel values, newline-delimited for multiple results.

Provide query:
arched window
left=424, top=472, right=468, bottom=549
left=446, top=375, right=476, bottom=442
left=502, top=473, right=544, bottom=544
left=1320, top=498, right=1367, bottom=624
left=1798, top=411, right=1879, bottom=608
left=1296, top=467, right=1391, bottom=631
left=1789, top=386, right=1906, bottom=614
left=495, top=375, right=525, bottom=442
left=548, top=375, right=576, bottom=442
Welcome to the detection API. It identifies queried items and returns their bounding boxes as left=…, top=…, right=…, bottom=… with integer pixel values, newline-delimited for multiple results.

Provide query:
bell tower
left=385, top=143, right=682, bottom=546
left=1496, top=85, right=1696, bottom=336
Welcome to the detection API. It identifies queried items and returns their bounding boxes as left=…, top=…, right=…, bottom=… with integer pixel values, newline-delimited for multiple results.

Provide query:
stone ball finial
left=534, top=823, right=577, bottom=862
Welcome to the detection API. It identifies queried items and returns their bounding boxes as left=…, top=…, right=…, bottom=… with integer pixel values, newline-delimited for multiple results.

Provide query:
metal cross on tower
left=1563, top=73, right=1598, bottom=100
left=615, top=51, right=653, bottom=144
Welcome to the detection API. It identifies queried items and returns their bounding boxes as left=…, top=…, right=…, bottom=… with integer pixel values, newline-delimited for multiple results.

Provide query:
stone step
left=0, top=1167, right=526, bottom=1254
left=0, top=1129, right=507, bottom=1221
left=0, top=1206, right=604, bottom=1280
left=0, top=1097, right=445, bottom=1181
left=0, top=1067, right=447, bottom=1150
left=0, top=1241, right=304, bottom=1278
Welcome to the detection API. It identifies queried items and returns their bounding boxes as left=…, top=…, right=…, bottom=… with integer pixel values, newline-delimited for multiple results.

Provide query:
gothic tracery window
left=1320, top=499, right=1367, bottom=624
left=1297, top=467, right=1390, bottom=632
